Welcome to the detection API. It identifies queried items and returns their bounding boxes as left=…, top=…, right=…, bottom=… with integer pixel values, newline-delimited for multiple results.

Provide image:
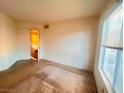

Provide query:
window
left=99, top=4, right=123, bottom=93
left=103, top=48, right=118, bottom=84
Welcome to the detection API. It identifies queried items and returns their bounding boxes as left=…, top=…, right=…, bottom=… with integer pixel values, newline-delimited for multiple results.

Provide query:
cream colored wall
left=0, top=13, right=19, bottom=71
left=94, top=0, right=118, bottom=93
left=43, top=18, right=99, bottom=71
left=0, top=13, right=99, bottom=72
left=17, top=22, right=43, bottom=60
left=17, top=18, right=99, bottom=71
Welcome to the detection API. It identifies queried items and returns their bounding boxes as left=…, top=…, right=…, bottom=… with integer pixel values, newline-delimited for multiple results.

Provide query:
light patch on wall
left=43, top=18, right=99, bottom=71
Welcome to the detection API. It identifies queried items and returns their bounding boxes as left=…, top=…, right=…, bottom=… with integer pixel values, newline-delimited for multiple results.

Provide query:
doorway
left=30, top=29, right=40, bottom=61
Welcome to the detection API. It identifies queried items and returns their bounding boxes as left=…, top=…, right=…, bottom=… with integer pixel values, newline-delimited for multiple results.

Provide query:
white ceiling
left=0, top=0, right=107, bottom=23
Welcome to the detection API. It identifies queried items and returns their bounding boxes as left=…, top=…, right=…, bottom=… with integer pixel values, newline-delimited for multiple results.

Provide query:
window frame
left=98, top=3, right=123, bottom=93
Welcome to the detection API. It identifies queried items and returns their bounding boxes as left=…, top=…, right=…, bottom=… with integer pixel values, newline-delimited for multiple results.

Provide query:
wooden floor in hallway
left=0, top=59, right=97, bottom=93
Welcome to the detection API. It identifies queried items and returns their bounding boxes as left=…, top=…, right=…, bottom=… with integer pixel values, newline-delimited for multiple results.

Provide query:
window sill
left=98, top=68, right=114, bottom=93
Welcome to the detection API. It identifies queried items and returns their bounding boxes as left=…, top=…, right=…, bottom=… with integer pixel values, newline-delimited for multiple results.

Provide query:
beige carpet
left=2, top=66, right=96, bottom=93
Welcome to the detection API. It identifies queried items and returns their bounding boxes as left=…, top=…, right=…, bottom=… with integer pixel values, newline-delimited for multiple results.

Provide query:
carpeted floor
left=0, top=60, right=97, bottom=93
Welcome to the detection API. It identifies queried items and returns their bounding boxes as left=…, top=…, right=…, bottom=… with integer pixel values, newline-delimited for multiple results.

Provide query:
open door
left=30, top=29, right=40, bottom=61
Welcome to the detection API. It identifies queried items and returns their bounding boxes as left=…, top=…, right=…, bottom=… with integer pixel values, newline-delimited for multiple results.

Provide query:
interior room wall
left=0, top=13, right=99, bottom=72
left=17, top=22, right=43, bottom=60
left=94, top=0, right=117, bottom=93
left=0, top=12, right=19, bottom=71
left=16, top=18, right=99, bottom=72
left=43, top=18, right=99, bottom=71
